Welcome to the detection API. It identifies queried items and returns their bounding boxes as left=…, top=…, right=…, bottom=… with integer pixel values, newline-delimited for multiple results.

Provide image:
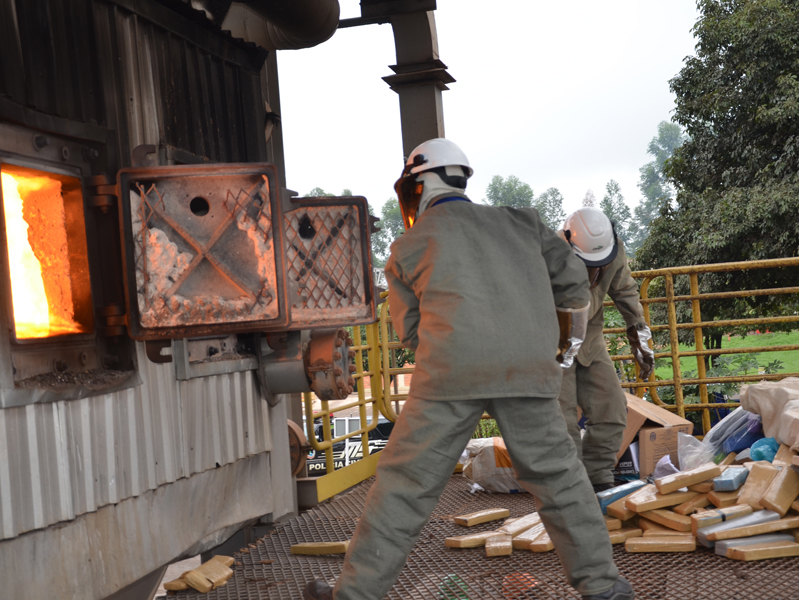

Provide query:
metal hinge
left=86, top=174, right=117, bottom=212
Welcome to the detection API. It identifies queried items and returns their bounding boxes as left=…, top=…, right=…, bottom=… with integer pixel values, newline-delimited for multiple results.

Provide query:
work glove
left=556, top=305, right=589, bottom=369
left=627, top=324, right=655, bottom=381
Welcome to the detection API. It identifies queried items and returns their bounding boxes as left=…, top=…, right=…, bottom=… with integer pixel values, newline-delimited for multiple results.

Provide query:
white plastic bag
left=462, top=438, right=525, bottom=494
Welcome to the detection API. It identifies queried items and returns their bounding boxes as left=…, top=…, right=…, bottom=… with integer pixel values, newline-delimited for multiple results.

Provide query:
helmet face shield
left=394, top=157, right=427, bottom=229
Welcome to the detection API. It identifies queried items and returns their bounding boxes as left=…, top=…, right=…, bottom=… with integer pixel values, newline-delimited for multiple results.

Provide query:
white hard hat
left=395, top=138, right=473, bottom=229
left=562, top=207, right=618, bottom=267
left=405, top=138, right=473, bottom=178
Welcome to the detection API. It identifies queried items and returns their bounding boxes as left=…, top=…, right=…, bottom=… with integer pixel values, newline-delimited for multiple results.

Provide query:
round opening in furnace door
left=190, top=196, right=210, bottom=216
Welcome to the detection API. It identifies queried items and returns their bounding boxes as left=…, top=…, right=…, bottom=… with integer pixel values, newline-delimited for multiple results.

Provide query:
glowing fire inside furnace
left=1, top=170, right=85, bottom=339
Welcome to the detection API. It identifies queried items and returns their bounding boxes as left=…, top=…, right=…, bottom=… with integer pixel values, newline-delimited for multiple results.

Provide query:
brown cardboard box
left=616, top=393, right=693, bottom=477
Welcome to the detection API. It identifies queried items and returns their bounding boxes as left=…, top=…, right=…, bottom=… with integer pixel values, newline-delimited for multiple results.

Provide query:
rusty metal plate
left=166, top=476, right=799, bottom=600
left=284, top=197, right=376, bottom=329
left=118, top=164, right=288, bottom=339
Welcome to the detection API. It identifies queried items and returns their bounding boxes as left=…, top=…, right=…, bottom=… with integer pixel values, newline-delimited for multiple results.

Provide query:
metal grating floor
left=164, top=476, right=799, bottom=599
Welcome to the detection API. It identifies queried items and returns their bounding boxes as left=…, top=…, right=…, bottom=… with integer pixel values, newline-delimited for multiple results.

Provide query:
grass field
left=653, top=330, right=799, bottom=380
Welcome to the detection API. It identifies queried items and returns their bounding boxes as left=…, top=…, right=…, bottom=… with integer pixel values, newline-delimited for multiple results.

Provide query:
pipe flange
left=305, top=328, right=355, bottom=400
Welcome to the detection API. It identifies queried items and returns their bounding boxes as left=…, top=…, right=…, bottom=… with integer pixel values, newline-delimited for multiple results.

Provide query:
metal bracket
left=131, top=144, right=158, bottom=167
left=145, top=340, right=173, bottom=364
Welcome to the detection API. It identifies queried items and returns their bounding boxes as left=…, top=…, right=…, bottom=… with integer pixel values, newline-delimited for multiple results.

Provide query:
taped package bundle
left=462, top=438, right=525, bottom=493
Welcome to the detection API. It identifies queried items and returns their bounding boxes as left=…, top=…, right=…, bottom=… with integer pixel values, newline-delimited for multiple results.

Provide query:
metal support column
left=383, top=11, right=454, bottom=157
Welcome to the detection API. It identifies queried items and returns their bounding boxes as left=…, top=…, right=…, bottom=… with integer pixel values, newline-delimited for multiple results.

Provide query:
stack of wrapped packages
left=449, top=379, right=799, bottom=561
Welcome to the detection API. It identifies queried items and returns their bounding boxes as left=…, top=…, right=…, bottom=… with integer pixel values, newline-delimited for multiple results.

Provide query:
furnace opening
left=0, top=164, right=93, bottom=340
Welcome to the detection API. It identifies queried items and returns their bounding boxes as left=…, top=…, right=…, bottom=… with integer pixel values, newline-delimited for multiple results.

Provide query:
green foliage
left=483, top=175, right=534, bottom=209
left=599, top=180, right=632, bottom=247
left=472, top=418, right=502, bottom=439
left=627, top=121, right=687, bottom=255
left=371, top=198, right=404, bottom=267
left=604, top=304, right=638, bottom=383
left=635, top=0, right=799, bottom=343
left=656, top=352, right=784, bottom=429
left=534, top=187, right=567, bottom=229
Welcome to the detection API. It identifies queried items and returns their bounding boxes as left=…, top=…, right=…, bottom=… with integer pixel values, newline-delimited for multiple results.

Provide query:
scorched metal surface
left=163, top=475, right=799, bottom=599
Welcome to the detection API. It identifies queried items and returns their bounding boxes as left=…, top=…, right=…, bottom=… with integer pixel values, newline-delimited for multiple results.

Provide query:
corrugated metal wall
left=0, top=0, right=267, bottom=165
left=0, top=343, right=271, bottom=541
left=0, top=0, right=275, bottom=544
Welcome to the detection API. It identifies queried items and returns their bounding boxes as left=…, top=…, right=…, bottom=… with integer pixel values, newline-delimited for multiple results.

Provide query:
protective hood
left=417, top=168, right=468, bottom=217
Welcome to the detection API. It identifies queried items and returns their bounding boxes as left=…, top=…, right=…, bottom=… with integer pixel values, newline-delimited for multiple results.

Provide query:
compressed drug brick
left=727, top=541, right=799, bottom=561
left=691, top=504, right=753, bottom=536
left=673, top=493, right=710, bottom=515
left=625, top=535, right=696, bottom=553
left=609, top=526, right=643, bottom=545
left=454, top=508, right=510, bottom=526
left=712, top=466, right=749, bottom=492
left=760, top=464, right=799, bottom=517
left=638, top=509, right=692, bottom=532
left=655, top=463, right=722, bottom=495
left=738, top=463, right=780, bottom=510
left=596, top=480, right=647, bottom=515
left=714, top=533, right=796, bottom=557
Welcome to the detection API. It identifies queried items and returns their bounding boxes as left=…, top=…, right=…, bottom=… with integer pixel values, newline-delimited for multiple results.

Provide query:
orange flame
left=1, top=171, right=81, bottom=338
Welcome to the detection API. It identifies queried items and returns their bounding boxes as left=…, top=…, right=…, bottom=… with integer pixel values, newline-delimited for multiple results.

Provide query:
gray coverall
left=332, top=199, right=619, bottom=600
left=558, top=240, right=646, bottom=486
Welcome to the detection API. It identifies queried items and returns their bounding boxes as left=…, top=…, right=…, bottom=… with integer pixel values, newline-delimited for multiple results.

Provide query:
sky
left=277, top=1, right=700, bottom=220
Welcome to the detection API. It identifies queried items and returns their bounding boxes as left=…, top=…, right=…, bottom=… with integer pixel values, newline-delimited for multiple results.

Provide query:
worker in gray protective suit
left=304, top=140, right=634, bottom=600
left=557, top=207, right=655, bottom=492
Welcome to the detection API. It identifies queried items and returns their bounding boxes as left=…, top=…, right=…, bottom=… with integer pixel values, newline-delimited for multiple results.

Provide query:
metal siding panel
left=14, top=0, right=56, bottom=113
left=232, top=372, right=246, bottom=459
left=0, top=0, right=25, bottom=103
left=0, top=353, right=272, bottom=542
left=47, top=0, right=76, bottom=118
left=136, top=19, right=165, bottom=147
left=117, top=9, right=146, bottom=149
left=152, top=24, right=176, bottom=150
left=208, top=58, right=231, bottom=161
left=53, top=401, right=75, bottom=523
left=183, top=44, right=207, bottom=158
left=195, top=49, right=219, bottom=161
left=24, top=405, right=45, bottom=531
left=223, top=63, right=244, bottom=162
left=0, top=408, right=14, bottom=539
left=168, top=34, right=192, bottom=153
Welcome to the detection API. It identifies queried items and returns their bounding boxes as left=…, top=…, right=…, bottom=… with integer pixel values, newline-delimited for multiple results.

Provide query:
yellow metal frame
left=607, top=256, right=799, bottom=434
left=302, top=292, right=408, bottom=483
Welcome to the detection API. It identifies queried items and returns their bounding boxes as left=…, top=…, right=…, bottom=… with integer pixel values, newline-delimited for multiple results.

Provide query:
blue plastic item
left=750, top=437, right=780, bottom=462
left=596, top=479, right=646, bottom=515
left=721, top=413, right=764, bottom=455
left=712, top=466, right=749, bottom=492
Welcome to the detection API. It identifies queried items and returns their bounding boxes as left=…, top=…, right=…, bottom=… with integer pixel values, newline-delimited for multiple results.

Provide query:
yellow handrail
left=607, top=256, right=799, bottom=434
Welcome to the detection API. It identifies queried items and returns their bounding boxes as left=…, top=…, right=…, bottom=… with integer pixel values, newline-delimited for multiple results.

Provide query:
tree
left=371, top=198, right=404, bottom=267
left=635, top=0, right=799, bottom=350
left=582, top=190, right=596, bottom=207
left=483, top=175, right=534, bottom=209
left=599, top=180, right=632, bottom=246
left=626, top=121, right=688, bottom=255
left=534, top=187, right=567, bottom=229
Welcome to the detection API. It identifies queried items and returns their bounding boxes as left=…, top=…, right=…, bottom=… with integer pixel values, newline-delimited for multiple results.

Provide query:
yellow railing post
left=689, top=273, right=711, bottom=433
left=665, top=273, right=685, bottom=419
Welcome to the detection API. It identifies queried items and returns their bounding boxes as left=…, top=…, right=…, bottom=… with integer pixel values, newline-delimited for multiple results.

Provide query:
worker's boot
left=303, top=580, right=334, bottom=600
left=582, top=576, right=634, bottom=600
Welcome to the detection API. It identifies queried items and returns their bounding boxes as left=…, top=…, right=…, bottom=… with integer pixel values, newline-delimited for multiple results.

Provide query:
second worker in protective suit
left=304, top=141, right=634, bottom=600
left=558, top=207, right=655, bottom=492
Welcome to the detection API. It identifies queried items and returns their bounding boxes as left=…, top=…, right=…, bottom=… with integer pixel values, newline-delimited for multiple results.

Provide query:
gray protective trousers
left=332, top=396, right=619, bottom=600
left=558, top=351, right=628, bottom=486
